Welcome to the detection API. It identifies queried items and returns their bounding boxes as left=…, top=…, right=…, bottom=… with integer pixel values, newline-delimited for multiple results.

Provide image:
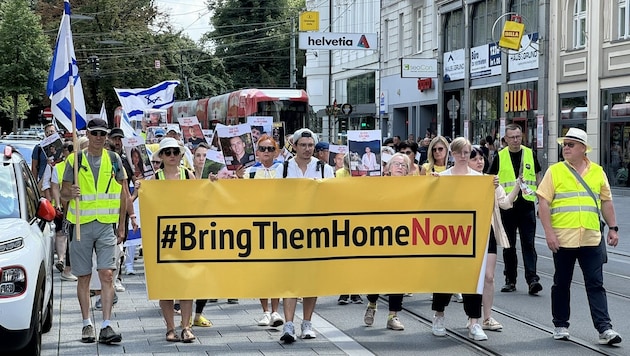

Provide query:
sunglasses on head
left=432, top=146, right=445, bottom=152
left=162, top=148, right=181, bottom=156
left=90, top=131, right=107, bottom=137
left=257, top=146, right=275, bottom=152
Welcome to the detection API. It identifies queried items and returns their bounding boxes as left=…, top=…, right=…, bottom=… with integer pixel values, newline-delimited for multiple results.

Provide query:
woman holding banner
left=244, top=134, right=285, bottom=327
left=468, top=147, right=519, bottom=332
left=152, top=138, right=197, bottom=342
left=430, top=137, right=487, bottom=342
left=362, top=152, right=411, bottom=331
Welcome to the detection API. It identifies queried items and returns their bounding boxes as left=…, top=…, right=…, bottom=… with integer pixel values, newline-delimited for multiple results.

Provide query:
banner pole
left=70, top=82, right=80, bottom=241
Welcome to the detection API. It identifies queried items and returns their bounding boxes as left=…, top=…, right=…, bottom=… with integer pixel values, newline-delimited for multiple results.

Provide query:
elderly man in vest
left=537, top=128, right=621, bottom=345
left=61, top=119, right=127, bottom=344
left=487, top=123, right=542, bottom=295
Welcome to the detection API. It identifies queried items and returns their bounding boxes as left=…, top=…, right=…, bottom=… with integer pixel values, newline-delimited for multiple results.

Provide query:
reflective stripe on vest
left=497, top=146, right=537, bottom=202
left=156, top=167, right=187, bottom=180
left=548, top=162, right=603, bottom=230
left=66, top=149, right=122, bottom=224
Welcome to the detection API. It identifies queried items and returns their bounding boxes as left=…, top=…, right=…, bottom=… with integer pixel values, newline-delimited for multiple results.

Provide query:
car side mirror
left=36, top=198, right=56, bottom=223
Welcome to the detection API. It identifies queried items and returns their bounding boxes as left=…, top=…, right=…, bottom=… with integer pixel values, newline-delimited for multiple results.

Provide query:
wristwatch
left=609, top=226, right=619, bottom=232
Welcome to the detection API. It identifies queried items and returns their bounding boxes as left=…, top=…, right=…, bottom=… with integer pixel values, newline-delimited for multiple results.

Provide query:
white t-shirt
left=275, top=157, right=335, bottom=179
left=40, top=165, right=58, bottom=191
left=439, top=166, right=482, bottom=176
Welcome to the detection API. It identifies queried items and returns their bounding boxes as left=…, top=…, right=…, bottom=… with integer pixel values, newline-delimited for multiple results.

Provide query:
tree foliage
left=0, top=0, right=50, bottom=133
left=206, top=0, right=306, bottom=90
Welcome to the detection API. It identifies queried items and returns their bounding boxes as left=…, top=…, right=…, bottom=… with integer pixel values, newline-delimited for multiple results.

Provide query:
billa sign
left=504, top=89, right=534, bottom=112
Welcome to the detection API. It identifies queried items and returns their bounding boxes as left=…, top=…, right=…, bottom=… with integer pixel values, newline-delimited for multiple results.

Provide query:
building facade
left=550, top=1, right=630, bottom=189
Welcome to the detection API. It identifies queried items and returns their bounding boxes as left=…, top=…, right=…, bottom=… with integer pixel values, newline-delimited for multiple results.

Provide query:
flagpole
left=68, top=57, right=81, bottom=242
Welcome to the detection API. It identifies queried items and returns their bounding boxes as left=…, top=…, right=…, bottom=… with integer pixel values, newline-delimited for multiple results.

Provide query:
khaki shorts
left=69, top=220, right=117, bottom=277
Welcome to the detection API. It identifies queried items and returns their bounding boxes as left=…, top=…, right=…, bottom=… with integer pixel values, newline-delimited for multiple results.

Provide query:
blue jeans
left=551, top=246, right=612, bottom=333
left=501, top=204, right=539, bottom=285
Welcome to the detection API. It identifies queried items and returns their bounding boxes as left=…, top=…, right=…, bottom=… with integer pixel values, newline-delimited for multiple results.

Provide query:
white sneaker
left=270, top=312, right=284, bottom=327
left=301, top=321, right=316, bottom=339
left=469, top=323, right=488, bottom=341
left=482, top=317, right=503, bottom=331
left=280, top=322, right=297, bottom=343
left=553, top=327, right=570, bottom=340
left=257, top=312, right=271, bottom=326
left=114, top=279, right=125, bottom=292
left=387, top=316, right=405, bottom=330
left=452, top=293, right=463, bottom=303
left=60, top=272, right=78, bottom=281
left=432, top=315, right=446, bottom=337
left=364, top=306, right=376, bottom=326
left=598, top=329, right=622, bottom=345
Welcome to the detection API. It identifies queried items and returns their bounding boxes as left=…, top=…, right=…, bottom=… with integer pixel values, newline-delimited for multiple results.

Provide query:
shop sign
left=417, top=78, right=432, bottom=91
left=508, top=32, right=539, bottom=73
left=401, top=58, right=438, bottom=78
left=504, top=89, right=533, bottom=112
left=299, top=11, right=319, bottom=31
left=299, top=32, right=377, bottom=50
left=470, top=43, right=501, bottom=79
left=443, top=49, right=465, bottom=81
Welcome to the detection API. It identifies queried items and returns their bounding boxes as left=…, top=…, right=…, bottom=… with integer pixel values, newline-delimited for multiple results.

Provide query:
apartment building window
left=416, top=8, right=423, bottom=53
left=510, top=0, right=539, bottom=31
left=619, top=0, right=630, bottom=39
left=444, top=9, right=464, bottom=52
left=573, top=0, right=587, bottom=48
left=472, top=0, right=500, bottom=47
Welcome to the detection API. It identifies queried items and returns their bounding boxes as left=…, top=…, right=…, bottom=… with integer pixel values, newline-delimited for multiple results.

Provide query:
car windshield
left=0, top=143, right=36, bottom=168
left=0, top=162, right=19, bottom=218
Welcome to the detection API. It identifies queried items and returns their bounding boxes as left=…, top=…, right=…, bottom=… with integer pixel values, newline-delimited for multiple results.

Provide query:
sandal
left=194, top=315, right=213, bottom=327
left=181, top=327, right=196, bottom=343
left=165, top=329, right=180, bottom=342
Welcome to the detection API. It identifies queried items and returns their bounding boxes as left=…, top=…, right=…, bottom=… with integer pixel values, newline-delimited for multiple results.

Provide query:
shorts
left=488, top=227, right=497, bottom=254
left=54, top=214, right=63, bottom=233
left=69, top=220, right=117, bottom=277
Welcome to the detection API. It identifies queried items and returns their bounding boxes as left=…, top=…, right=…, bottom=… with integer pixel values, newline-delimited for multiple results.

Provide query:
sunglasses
left=563, top=142, right=576, bottom=148
left=151, top=160, right=161, bottom=165
left=432, top=146, right=445, bottom=152
left=162, top=148, right=181, bottom=156
left=90, top=131, right=107, bottom=137
left=401, top=150, right=414, bottom=155
left=257, top=146, right=276, bottom=152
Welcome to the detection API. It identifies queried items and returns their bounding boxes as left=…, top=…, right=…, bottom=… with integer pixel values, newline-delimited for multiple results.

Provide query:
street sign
left=299, top=11, right=319, bottom=31
left=43, top=107, right=53, bottom=119
left=155, top=60, right=161, bottom=69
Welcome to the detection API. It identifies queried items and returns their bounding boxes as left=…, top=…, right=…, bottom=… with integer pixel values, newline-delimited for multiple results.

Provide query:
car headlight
left=0, top=266, right=26, bottom=297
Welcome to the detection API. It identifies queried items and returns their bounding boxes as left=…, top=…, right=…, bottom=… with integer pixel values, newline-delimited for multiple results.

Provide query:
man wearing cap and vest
left=487, top=123, right=543, bottom=295
left=61, top=119, right=127, bottom=345
left=537, top=127, right=621, bottom=345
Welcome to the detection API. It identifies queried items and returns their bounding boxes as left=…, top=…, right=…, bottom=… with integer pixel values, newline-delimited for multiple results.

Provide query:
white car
left=0, top=145, right=56, bottom=355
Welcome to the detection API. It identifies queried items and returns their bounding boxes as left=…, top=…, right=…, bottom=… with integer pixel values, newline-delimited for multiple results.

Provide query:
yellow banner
left=139, top=176, right=494, bottom=300
left=499, top=20, right=525, bottom=50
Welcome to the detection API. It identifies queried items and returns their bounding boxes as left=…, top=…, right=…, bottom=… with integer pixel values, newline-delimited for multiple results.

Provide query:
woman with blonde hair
left=420, top=136, right=450, bottom=175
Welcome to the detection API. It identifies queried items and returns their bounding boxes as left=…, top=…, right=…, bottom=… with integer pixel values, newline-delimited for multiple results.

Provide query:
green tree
left=206, top=0, right=305, bottom=89
left=0, top=0, right=50, bottom=134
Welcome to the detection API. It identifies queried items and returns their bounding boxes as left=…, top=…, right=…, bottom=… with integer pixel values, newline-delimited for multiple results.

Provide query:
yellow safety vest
left=66, top=149, right=122, bottom=224
left=155, top=167, right=188, bottom=180
left=497, top=146, right=537, bottom=202
left=549, top=162, right=602, bottom=230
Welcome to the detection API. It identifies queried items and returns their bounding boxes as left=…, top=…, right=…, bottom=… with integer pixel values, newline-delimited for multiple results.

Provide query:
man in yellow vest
left=61, top=119, right=127, bottom=345
left=487, top=123, right=542, bottom=295
left=537, top=128, right=621, bottom=345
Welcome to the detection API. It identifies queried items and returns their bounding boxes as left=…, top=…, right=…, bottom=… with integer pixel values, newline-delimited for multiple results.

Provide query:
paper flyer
left=40, top=132, right=64, bottom=163
left=216, top=123, right=256, bottom=170
left=328, top=144, right=348, bottom=172
left=122, top=136, right=154, bottom=180
left=347, top=130, right=382, bottom=177
left=247, top=116, right=273, bottom=148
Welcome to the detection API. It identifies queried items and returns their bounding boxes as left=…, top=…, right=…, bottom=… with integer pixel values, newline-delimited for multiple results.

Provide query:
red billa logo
left=358, top=35, right=371, bottom=49
left=503, top=30, right=519, bottom=38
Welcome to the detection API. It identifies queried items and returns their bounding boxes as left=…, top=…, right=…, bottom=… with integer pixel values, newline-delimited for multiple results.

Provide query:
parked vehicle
left=0, top=135, right=41, bottom=168
left=0, top=145, right=56, bottom=355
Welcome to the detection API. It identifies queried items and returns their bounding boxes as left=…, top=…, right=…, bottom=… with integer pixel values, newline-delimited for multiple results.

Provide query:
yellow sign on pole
left=299, top=11, right=319, bottom=31
left=499, top=20, right=525, bottom=50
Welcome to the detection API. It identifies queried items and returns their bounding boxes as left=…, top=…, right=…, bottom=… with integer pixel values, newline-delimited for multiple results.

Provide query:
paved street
left=42, top=193, right=630, bottom=355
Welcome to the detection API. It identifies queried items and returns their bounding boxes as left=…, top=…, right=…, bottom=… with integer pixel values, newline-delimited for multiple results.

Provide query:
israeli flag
left=119, top=110, right=137, bottom=138
left=114, top=80, right=180, bottom=122
left=46, top=0, right=87, bottom=132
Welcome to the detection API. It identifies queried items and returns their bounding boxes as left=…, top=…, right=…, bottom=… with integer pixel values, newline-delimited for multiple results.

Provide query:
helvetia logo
left=358, top=35, right=370, bottom=48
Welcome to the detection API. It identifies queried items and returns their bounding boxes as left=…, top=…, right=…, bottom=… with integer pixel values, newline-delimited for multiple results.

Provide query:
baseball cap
left=315, top=142, right=329, bottom=152
left=166, top=125, right=181, bottom=135
left=292, top=128, right=318, bottom=145
left=154, top=128, right=166, bottom=137
left=86, top=119, right=109, bottom=133
left=109, top=127, right=124, bottom=139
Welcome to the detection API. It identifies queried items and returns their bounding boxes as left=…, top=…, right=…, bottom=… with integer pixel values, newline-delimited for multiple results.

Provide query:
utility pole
left=180, top=50, right=191, bottom=99
left=290, top=17, right=297, bottom=88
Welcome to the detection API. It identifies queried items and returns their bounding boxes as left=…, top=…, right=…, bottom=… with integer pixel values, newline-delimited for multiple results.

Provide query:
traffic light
left=360, top=117, right=375, bottom=130
left=339, top=118, right=348, bottom=132
left=88, top=55, right=100, bottom=73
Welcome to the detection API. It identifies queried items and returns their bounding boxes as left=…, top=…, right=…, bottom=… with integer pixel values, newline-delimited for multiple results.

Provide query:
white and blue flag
left=46, top=0, right=87, bottom=132
left=119, top=109, right=137, bottom=138
left=114, top=80, right=180, bottom=122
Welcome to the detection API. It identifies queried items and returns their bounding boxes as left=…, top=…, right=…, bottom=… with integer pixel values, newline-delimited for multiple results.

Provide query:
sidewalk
left=42, top=257, right=353, bottom=355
